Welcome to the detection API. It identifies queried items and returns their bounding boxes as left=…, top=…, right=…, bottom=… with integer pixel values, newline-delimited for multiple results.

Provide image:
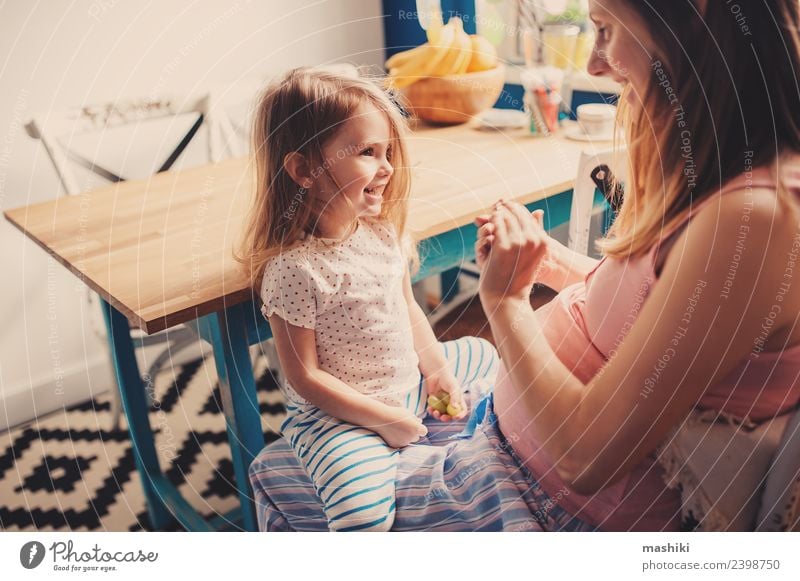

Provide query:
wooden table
left=5, top=121, right=606, bottom=531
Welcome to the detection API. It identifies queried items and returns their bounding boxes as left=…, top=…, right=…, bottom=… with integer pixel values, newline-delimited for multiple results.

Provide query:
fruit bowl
left=400, top=64, right=506, bottom=125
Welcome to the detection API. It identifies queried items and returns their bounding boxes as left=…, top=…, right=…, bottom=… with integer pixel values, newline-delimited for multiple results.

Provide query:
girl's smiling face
left=314, top=102, right=394, bottom=236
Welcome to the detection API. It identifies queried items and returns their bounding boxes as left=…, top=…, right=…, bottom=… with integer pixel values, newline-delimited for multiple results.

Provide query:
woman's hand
left=373, top=405, right=428, bottom=448
left=478, top=201, right=550, bottom=306
left=475, top=204, right=555, bottom=274
left=424, top=369, right=467, bottom=422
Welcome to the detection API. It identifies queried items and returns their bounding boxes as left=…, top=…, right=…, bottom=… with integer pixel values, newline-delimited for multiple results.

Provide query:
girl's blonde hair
left=598, top=0, right=800, bottom=259
left=237, top=67, right=414, bottom=288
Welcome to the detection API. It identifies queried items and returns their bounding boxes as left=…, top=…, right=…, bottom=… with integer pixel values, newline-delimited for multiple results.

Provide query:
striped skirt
left=250, top=393, right=595, bottom=532
left=278, top=337, right=499, bottom=531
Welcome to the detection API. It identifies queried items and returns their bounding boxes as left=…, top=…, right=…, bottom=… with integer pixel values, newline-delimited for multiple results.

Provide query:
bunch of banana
left=386, top=16, right=498, bottom=89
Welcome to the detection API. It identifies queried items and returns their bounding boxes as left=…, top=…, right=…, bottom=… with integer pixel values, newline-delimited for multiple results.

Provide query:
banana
left=450, top=20, right=473, bottom=75
left=388, top=22, right=456, bottom=88
left=425, top=7, right=444, bottom=44
left=384, top=16, right=496, bottom=88
left=386, top=7, right=441, bottom=70
left=429, top=18, right=464, bottom=76
left=385, top=44, right=427, bottom=70
left=466, top=34, right=498, bottom=73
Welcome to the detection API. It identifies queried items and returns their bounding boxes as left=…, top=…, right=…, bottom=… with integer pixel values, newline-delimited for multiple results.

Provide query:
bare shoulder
left=676, top=187, right=800, bottom=327
left=687, top=186, right=799, bottom=255
left=716, top=185, right=796, bottom=225
left=656, top=186, right=799, bottom=310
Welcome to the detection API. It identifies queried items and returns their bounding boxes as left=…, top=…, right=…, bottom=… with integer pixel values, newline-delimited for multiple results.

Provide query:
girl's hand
left=425, top=369, right=467, bottom=422
left=475, top=206, right=554, bottom=276
left=478, top=201, right=550, bottom=306
left=475, top=214, right=494, bottom=270
left=374, top=406, right=428, bottom=448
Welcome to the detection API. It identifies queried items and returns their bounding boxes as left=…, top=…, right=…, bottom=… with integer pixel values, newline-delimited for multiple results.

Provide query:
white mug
left=576, top=103, right=617, bottom=137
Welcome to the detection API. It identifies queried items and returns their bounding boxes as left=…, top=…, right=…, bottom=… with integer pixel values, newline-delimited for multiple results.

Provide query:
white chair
left=206, top=64, right=361, bottom=161
left=567, top=147, right=626, bottom=256
left=26, top=93, right=218, bottom=430
left=756, top=404, right=800, bottom=531
left=206, top=77, right=264, bottom=161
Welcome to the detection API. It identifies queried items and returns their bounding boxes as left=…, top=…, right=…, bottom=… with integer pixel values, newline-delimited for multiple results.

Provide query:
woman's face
left=586, top=0, right=656, bottom=105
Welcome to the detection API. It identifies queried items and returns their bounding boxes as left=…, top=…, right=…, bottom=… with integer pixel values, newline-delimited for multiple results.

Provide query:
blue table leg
left=440, top=267, right=461, bottom=304
left=198, top=302, right=264, bottom=532
left=100, top=299, right=176, bottom=530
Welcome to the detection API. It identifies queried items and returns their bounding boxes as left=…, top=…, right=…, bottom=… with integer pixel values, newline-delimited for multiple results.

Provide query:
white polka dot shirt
left=260, top=218, right=420, bottom=407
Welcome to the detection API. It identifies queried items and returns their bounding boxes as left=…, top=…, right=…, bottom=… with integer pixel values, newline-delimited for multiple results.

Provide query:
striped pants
left=279, top=336, right=499, bottom=531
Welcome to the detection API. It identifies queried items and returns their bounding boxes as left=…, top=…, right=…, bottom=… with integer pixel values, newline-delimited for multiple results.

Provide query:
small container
left=542, top=24, right=580, bottom=70
left=520, top=66, right=564, bottom=136
left=522, top=26, right=540, bottom=67
left=574, top=29, right=595, bottom=70
left=575, top=103, right=617, bottom=137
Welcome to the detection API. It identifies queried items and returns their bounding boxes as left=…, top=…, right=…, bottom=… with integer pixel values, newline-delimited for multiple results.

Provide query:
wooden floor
left=432, top=284, right=558, bottom=345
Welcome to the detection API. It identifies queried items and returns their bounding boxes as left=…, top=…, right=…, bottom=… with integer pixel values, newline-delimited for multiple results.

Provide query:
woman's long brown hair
left=599, top=0, right=800, bottom=259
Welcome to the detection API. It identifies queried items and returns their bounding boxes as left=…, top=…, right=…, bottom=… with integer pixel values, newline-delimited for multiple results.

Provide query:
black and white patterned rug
left=0, top=351, right=285, bottom=532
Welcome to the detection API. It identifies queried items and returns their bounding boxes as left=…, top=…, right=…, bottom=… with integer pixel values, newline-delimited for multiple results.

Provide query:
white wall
left=0, top=0, right=385, bottom=431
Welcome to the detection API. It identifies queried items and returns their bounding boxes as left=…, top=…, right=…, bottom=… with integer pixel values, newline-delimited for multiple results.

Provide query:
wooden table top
left=5, top=121, right=603, bottom=334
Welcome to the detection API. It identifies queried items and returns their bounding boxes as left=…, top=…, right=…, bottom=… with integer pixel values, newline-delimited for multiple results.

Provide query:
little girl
left=238, top=68, right=499, bottom=531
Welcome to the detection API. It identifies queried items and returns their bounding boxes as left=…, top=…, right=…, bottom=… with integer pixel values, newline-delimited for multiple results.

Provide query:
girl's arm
left=479, top=193, right=793, bottom=495
left=268, top=314, right=427, bottom=447
left=401, top=270, right=467, bottom=420
left=402, top=270, right=449, bottom=380
left=476, top=212, right=599, bottom=292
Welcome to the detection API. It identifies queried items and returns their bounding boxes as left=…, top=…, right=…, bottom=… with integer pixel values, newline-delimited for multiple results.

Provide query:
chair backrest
left=206, top=63, right=361, bottom=162
left=756, top=404, right=800, bottom=531
left=206, top=77, right=266, bottom=161
left=568, top=146, right=627, bottom=256
left=25, top=92, right=214, bottom=196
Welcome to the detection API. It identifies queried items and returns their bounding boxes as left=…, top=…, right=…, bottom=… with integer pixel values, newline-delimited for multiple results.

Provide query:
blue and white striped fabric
left=277, top=337, right=499, bottom=531
left=250, top=384, right=595, bottom=532
left=250, top=395, right=595, bottom=532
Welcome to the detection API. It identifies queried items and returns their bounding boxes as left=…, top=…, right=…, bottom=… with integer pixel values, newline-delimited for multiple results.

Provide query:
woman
left=250, top=0, right=800, bottom=531
left=481, top=0, right=800, bottom=530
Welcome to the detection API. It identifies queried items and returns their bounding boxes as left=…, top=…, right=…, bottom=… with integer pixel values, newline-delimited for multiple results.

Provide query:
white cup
left=576, top=103, right=617, bottom=137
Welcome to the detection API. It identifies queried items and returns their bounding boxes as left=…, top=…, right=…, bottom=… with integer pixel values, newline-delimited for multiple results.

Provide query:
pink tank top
left=493, top=164, right=800, bottom=531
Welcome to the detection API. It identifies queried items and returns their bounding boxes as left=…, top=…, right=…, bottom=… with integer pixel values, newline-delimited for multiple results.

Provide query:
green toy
left=427, top=391, right=464, bottom=417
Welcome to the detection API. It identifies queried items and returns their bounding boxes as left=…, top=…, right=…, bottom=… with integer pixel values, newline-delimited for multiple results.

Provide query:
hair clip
left=386, top=90, right=411, bottom=119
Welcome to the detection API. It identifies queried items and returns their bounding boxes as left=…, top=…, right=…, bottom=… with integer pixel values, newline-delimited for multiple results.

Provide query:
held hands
left=475, top=200, right=552, bottom=304
left=375, top=405, right=428, bottom=449
left=425, top=369, right=467, bottom=422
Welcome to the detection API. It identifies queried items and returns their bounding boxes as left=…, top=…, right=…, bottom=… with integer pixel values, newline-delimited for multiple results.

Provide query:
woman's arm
left=480, top=192, right=793, bottom=495
left=268, top=314, right=427, bottom=447
left=538, top=237, right=601, bottom=291
left=476, top=212, right=599, bottom=292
